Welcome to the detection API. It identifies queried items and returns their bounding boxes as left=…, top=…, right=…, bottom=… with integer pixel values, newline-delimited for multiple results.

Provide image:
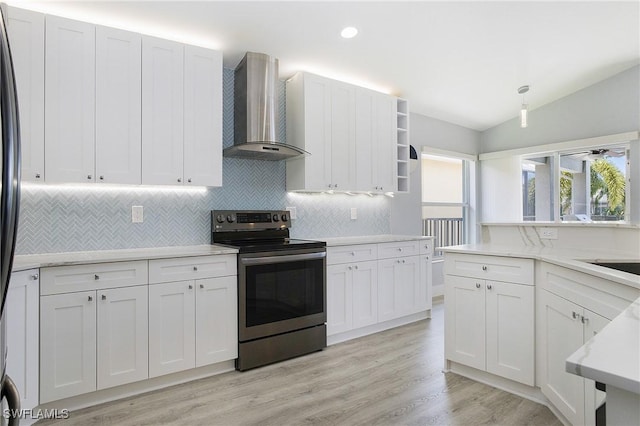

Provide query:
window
left=521, top=145, right=629, bottom=222
left=422, top=153, right=473, bottom=256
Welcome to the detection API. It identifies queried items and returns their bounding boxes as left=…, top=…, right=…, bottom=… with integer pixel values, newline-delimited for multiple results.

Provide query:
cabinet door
left=40, top=291, right=96, bottom=403
left=418, top=253, right=433, bottom=313
left=444, top=275, right=485, bottom=371
left=148, top=281, right=195, bottom=377
left=485, top=281, right=534, bottom=385
left=5, top=269, right=39, bottom=411
left=302, top=73, right=332, bottom=190
left=582, top=310, right=609, bottom=426
left=373, top=92, right=396, bottom=192
left=355, top=88, right=375, bottom=192
left=142, top=36, right=184, bottom=185
left=96, top=286, right=148, bottom=390
left=184, top=45, right=222, bottom=187
left=45, top=16, right=95, bottom=183
left=96, top=26, right=142, bottom=184
left=378, top=256, right=420, bottom=322
left=326, top=264, right=352, bottom=335
left=195, top=276, right=237, bottom=367
left=352, top=260, right=378, bottom=329
left=6, top=7, right=45, bottom=182
left=539, top=290, right=585, bottom=426
left=329, top=80, right=356, bottom=190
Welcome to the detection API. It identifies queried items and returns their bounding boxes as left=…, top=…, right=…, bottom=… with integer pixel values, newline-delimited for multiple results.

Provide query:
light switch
left=350, top=207, right=357, bottom=220
left=286, top=206, right=297, bottom=220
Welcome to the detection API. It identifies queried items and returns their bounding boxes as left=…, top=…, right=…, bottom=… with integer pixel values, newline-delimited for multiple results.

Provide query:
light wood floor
left=39, top=301, right=561, bottom=425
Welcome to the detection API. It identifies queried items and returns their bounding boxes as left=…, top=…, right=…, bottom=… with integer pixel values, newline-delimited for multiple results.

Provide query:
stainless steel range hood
left=224, top=52, right=307, bottom=161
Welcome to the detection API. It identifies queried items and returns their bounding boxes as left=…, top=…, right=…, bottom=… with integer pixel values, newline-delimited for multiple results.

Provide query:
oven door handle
left=240, top=251, right=326, bottom=266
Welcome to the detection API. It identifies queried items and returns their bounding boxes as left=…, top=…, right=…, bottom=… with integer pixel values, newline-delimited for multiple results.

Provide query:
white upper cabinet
left=5, top=6, right=45, bottom=182
left=95, top=26, right=142, bottom=184
left=355, top=89, right=396, bottom=193
left=183, top=45, right=222, bottom=187
left=286, top=72, right=332, bottom=191
left=142, top=36, right=184, bottom=185
left=286, top=71, right=397, bottom=193
left=45, top=15, right=95, bottom=183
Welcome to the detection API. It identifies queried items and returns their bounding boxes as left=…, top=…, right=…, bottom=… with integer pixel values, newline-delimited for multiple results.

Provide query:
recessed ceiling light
left=341, top=27, right=358, bottom=39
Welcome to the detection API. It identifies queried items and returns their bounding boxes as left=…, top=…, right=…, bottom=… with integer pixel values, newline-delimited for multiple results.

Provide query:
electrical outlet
left=350, top=207, right=357, bottom=220
left=132, top=206, right=144, bottom=223
left=540, top=227, right=558, bottom=240
left=286, top=206, right=297, bottom=220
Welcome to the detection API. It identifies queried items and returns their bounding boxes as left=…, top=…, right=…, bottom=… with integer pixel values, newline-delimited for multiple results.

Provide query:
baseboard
left=327, top=310, right=430, bottom=346
left=37, top=360, right=236, bottom=413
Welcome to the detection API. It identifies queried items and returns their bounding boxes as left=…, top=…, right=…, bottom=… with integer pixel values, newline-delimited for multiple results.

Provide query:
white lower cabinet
left=539, top=289, right=609, bottom=426
left=96, top=286, right=148, bottom=389
left=326, top=239, right=433, bottom=340
left=378, top=255, right=420, bottom=322
left=148, top=256, right=238, bottom=377
left=195, top=276, right=238, bottom=367
left=40, top=284, right=149, bottom=403
left=148, top=281, right=196, bottom=377
left=444, top=254, right=535, bottom=386
left=327, top=260, right=378, bottom=335
left=40, top=291, right=97, bottom=403
left=6, top=269, right=40, bottom=414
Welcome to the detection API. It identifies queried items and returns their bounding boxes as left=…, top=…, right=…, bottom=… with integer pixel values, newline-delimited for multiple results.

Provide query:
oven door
left=238, top=247, right=326, bottom=342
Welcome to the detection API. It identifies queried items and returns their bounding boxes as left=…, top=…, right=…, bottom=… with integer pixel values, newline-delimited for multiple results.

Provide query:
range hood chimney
left=224, top=52, right=307, bottom=160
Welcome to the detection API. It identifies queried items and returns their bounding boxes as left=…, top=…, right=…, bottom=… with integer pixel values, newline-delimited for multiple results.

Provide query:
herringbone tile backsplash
left=16, top=69, right=390, bottom=254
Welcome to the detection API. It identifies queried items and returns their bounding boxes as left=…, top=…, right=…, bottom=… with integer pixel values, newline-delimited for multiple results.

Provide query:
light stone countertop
left=12, top=244, right=238, bottom=271
left=566, top=296, right=640, bottom=394
left=322, top=234, right=434, bottom=247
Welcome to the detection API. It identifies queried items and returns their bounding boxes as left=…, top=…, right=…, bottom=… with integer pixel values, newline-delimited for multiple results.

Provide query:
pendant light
left=518, top=85, right=529, bottom=128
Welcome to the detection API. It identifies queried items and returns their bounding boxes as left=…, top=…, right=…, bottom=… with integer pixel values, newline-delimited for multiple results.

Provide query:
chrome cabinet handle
left=354, top=265, right=358, bottom=270
left=193, top=266, right=198, bottom=271
left=101, top=294, right=106, bottom=300
left=87, top=174, right=92, bottom=180
left=88, top=295, right=93, bottom=302
left=188, top=284, right=193, bottom=290
left=581, top=316, right=589, bottom=325
left=348, top=266, right=353, bottom=270
left=475, top=283, right=481, bottom=289
left=572, top=311, right=579, bottom=320
left=397, top=248, right=403, bottom=252
left=187, top=178, right=192, bottom=183
left=30, top=273, right=39, bottom=280
left=35, top=173, right=41, bottom=179
left=99, top=175, right=104, bottom=180
left=482, top=265, right=488, bottom=271
left=487, top=284, right=492, bottom=290
left=200, top=284, right=204, bottom=289
left=177, top=178, right=182, bottom=183
left=94, top=274, right=100, bottom=280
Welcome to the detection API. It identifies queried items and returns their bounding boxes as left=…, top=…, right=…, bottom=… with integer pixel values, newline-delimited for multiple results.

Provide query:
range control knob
left=226, top=214, right=236, bottom=223
left=272, top=214, right=280, bottom=222
left=281, top=214, right=288, bottom=222
left=216, top=214, right=225, bottom=223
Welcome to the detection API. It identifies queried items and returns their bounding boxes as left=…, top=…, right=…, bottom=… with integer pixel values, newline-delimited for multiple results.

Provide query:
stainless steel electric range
left=211, top=210, right=326, bottom=371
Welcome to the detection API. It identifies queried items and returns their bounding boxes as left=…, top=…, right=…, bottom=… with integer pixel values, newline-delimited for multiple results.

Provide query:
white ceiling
left=12, top=1, right=640, bottom=131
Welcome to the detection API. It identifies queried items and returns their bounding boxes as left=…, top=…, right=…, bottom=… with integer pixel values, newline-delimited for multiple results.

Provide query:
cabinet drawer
left=327, top=244, right=377, bottom=265
left=377, top=240, right=420, bottom=259
left=149, top=255, right=236, bottom=284
left=41, top=261, right=148, bottom=295
left=444, top=253, right=534, bottom=285
left=539, top=262, right=640, bottom=320
left=419, top=239, right=433, bottom=255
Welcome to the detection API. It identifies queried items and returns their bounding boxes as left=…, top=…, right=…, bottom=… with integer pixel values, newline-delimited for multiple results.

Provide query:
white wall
left=479, top=156, right=523, bottom=222
left=481, top=65, right=640, bottom=153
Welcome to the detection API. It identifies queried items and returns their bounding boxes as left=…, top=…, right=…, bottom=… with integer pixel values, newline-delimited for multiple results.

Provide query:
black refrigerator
left=0, top=4, right=22, bottom=425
